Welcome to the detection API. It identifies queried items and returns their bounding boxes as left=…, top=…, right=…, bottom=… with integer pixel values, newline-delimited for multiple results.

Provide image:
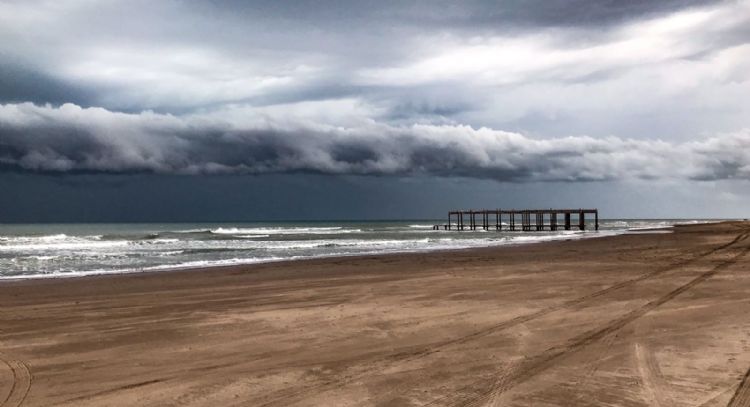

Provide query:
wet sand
left=1, top=221, right=750, bottom=406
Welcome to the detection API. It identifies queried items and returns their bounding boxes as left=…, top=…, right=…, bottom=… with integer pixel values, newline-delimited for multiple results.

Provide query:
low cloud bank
left=1, top=102, right=748, bottom=182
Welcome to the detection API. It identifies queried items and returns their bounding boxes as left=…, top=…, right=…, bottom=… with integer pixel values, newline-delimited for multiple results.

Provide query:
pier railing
left=433, top=209, right=598, bottom=231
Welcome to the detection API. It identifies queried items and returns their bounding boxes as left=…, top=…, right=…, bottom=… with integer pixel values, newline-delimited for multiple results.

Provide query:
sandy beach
left=1, top=221, right=749, bottom=406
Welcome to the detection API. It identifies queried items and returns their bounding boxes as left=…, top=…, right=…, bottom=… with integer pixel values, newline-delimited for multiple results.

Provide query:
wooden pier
left=433, top=209, right=599, bottom=231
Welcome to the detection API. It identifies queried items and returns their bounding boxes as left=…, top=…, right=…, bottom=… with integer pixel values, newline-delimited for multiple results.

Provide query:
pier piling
left=440, top=208, right=599, bottom=232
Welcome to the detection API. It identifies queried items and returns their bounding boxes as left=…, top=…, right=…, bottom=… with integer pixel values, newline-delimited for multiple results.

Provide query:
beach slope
left=1, top=222, right=749, bottom=406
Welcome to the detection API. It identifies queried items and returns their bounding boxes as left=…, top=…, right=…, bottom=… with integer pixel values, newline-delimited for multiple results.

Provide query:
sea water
left=0, top=219, right=719, bottom=279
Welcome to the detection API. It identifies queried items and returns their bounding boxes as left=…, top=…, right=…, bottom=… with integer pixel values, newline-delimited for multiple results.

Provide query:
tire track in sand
left=483, top=332, right=620, bottom=407
left=635, top=342, right=673, bottom=407
left=566, top=331, right=619, bottom=405
left=0, top=354, right=32, bottom=407
left=727, top=367, right=750, bottom=407
left=632, top=312, right=675, bottom=407
left=258, top=230, right=749, bottom=407
left=401, top=231, right=750, bottom=407
left=416, top=231, right=749, bottom=359
left=424, top=234, right=750, bottom=407
left=696, top=387, right=735, bottom=407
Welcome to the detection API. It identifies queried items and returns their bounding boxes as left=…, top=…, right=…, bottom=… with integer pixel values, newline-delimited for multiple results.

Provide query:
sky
left=1, top=0, right=749, bottom=221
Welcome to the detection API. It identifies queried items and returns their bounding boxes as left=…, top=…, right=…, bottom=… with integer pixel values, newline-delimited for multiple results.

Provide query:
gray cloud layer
left=1, top=103, right=748, bottom=182
left=1, top=1, right=749, bottom=187
left=1, top=0, right=748, bottom=138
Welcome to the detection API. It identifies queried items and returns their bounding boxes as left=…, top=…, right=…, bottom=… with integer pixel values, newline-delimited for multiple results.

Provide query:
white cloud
left=357, top=4, right=750, bottom=87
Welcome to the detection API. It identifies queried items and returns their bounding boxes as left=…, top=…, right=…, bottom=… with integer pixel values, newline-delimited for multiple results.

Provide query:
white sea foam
left=170, top=228, right=211, bottom=233
left=148, top=250, right=185, bottom=256
left=627, top=225, right=673, bottom=231
left=140, top=238, right=180, bottom=244
left=0, top=239, right=129, bottom=251
left=0, top=233, right=70, bottom=243
left=26, top=255, right=58, bottom=260
left=210, top=226, right=361, bottom=235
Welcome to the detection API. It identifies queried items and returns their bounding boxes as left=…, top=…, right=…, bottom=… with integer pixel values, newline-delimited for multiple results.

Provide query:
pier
left=433, top=209, right=599, bottom=231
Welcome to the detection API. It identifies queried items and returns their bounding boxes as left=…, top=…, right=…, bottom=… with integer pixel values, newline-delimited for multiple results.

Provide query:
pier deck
left=434, top=209, right=599, bottom=231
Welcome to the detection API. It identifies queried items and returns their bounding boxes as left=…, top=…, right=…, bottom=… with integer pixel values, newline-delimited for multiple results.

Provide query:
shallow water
left=0, top=219, right=718, bottom=278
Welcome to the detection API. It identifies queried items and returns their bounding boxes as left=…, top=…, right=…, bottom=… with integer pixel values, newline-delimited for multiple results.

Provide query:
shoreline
left=2, top=221, right=748, bottom=406
left=0, top=225, right=641, bottom=282
left=0, top=230, right=610, bottom=283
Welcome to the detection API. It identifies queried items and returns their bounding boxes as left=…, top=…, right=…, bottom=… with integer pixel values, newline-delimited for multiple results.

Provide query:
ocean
left=0, top=219, right=718, bottom=279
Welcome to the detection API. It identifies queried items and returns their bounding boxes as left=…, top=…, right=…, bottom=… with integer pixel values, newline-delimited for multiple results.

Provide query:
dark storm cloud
left=1, top=103, right=749, bottom=182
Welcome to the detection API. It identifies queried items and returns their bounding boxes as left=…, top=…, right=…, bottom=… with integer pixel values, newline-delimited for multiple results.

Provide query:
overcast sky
left=1, top=0, right=749, bottom=221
